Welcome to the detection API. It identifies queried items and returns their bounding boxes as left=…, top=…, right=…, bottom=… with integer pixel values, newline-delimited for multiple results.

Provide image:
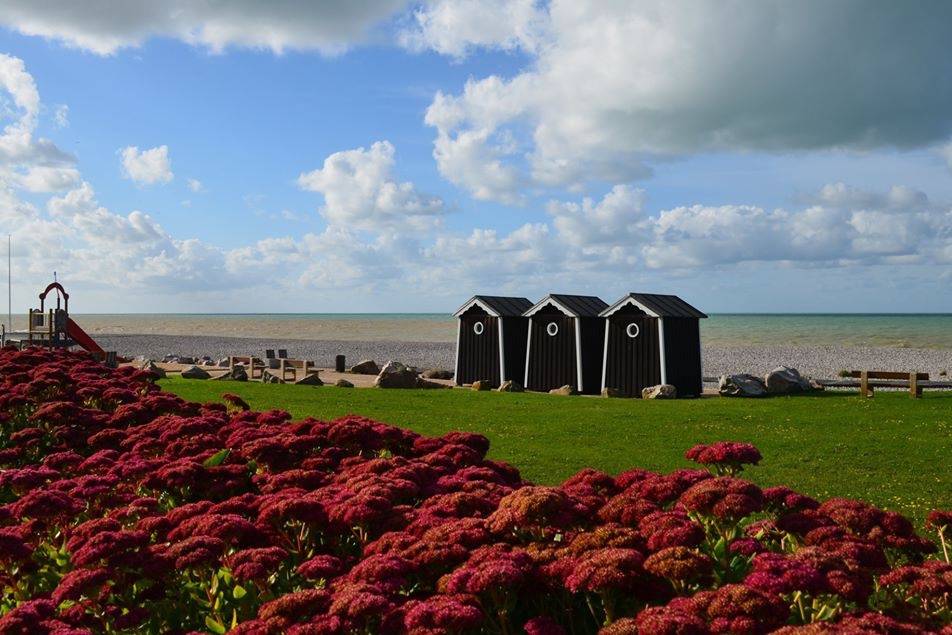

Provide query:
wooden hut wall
left=661, top=317, right=703, bottom=396
left=501, top=316, right=529, bottom=382
left=603, top=306, right=662, bottom=396
left=456, top=307, right=501, bottom=386
left=579, top=317, right=606, bottom=394
left=525, top=308, right=577, bottom=392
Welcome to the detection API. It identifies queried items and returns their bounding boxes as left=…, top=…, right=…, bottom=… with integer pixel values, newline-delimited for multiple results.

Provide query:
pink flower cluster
left=0, top=346, right=949, bottom=634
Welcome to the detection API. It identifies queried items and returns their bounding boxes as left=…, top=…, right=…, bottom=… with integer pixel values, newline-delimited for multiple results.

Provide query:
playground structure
left=1, top=281, right=114, bottom=365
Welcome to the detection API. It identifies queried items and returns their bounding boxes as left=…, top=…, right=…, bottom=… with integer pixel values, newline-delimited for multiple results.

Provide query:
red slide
left=66, top=318, right=105, bottom=354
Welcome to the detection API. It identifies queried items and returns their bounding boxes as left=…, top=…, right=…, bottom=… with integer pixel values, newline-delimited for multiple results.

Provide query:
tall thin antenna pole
left=7, top=234, right=11, bottom=333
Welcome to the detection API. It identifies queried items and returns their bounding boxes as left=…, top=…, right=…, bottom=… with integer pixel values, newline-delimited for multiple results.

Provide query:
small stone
left=295, top=373, right=324, bottom=386
left=350, top=359, right=380, bottom=375
left=422, top=368, right=454, bottom=380
left=601, top=386, right=626, bottom=398
left=261, top=370, right=284, bottom=384
left=642, top=384, right=677, bottom=399
left=549, top=384, right=578, bottom=396
left=217, top=357, right=230, bottom=367
left=718, top=374, right=767, bottom=397
left=471, top=380, right=493, bottom=391
left=335, top=379, right=355, bottom=388
left=497, top=380, right=524, bottom=392
left=180, top=365, right=211, bottom=380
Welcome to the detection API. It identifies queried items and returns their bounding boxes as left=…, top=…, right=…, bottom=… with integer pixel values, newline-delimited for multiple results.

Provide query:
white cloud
left=53, top=104, right=68, bottom=127
left=187, top=178, right=203, bottom=192
left=120, top=145, right=173, bottom=185
left=297, top=140, right=444, bottom=231
left=420, top=1, right=952, bottom=198
left=0, top=0, right=407, bottom=55
left=399, top=0, right=544, bottom=59
left=547, top=185, right=647, bottom=248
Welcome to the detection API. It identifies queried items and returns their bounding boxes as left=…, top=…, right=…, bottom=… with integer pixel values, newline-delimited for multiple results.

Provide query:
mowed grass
left=160, top=377, right=951, bottom=524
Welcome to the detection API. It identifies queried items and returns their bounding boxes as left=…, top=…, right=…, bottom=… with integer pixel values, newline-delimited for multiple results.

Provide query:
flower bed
left=0, top=347, right=949, bottom=634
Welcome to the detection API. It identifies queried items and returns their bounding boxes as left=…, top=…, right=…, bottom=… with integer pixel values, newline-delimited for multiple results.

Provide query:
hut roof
left=524, top=294, right=608, bottom=318
left=600, top=293, right=707, bottom=319
left=453, top=295, right=533, bottom=317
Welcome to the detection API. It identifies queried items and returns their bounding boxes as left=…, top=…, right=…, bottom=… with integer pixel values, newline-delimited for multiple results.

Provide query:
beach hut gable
left=600, top=293, right=706, bottom=397
left=523, top=294, right=608, bottom=394
left=453, top=295, right=533, bottom=387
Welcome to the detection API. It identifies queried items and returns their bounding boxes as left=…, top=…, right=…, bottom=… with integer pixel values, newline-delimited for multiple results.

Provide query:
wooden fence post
left=860, top=370, right=871, bottom=398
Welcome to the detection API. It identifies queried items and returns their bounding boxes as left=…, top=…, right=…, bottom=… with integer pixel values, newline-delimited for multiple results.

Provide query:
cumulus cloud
left=120, top=145, right=173, bottom=185
left=399, top=0, right=544, bottom=58
left=187, top=178, right=203, bottom=192
left=420, top=0, right=952, bottom=198
left=297, top=140, right=445, bottom=231
left=53, top=104, right=68, bottom=127
left=0, top=0, right=407, bottom=55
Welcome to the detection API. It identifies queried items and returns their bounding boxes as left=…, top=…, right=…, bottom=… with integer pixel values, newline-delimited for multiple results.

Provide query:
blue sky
left=0, top=1, right=950, bottom=314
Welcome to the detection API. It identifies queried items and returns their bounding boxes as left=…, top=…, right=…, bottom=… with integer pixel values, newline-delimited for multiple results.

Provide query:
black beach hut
left=453, top=295, right=533, bottom=387
left=523, top=294, right=608, bottom=394
left=599, top=293, right=707, bottom=397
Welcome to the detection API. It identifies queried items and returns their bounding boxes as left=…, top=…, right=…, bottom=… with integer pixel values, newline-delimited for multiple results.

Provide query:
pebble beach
left=93, top=333, right=952, bottom=381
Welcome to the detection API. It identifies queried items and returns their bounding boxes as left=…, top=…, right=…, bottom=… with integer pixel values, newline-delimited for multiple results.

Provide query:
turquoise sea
left=68, top=313, right=952, bottom=349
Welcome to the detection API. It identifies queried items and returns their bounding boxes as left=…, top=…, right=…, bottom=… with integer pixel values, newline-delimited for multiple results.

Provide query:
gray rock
left=497, top=380, right=524, bottom=392
left=335, top=379, right=355, bottom=388
left=214, top=364, right=248, bottom=382
left=471, top=380, right=493, bottom=391
left=295, top=373, right=324, bottom=386
left=180, top=365, right=211, bottom=380
left=550, top=384, right=578, bottom=396
left=217, top=357, right=230, bottom=368
left=601, top=386, right=627, bottom=398
left=351, top=359, right=380, bottom=375
left=764, top=366, right=813, bottom=394
left=138, top=360, right=166, bottom=379
left=374, top=361, right=419, bottom=388
left=422, top=368, right=454, bottom=380
left=718, top=374, right=767, bottom=397
left=261, top=370, right=284, bottom=384
left=642, top=384, right=677, bottom=399
left=177, top=356, right=196, bottom=365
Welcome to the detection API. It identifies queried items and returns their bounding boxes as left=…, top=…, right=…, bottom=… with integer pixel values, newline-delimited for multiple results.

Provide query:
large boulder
left=215, top=365, right=248, bottom=382
left=764, top=366, right=814, bottom=395
left=471, top=380, right=493, bottom=391
left=498, top=380, right=524, bottom=393
left=138, top=360, right=166, bottom=379
left=351, top=360, right=380, bottom=375
left=335, top=379, right=355, bottom=388
left=295, top=373, right=324, bottom=386
left=422, top=368, right=454, bottom=380
left=374, top=361, right=419, bottom=388
left=642, top=384, right=677, bottom=399
left=550, top=384, right=578, bottom=396
left=180, top=365, right=211, bottom=380
left=261, top=370, right=284, bottom=384
left=718, top=374, right=767, bottom=397
left=601, top=386, right=627, bottom=398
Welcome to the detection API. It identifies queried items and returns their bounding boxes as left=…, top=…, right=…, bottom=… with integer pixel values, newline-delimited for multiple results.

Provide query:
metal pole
left=7, top=234, right=11, bottom=333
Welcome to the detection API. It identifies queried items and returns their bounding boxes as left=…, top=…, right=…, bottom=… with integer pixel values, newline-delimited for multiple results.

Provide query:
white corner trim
left=524, top=317, right=533, bottom=387
left=601, top=295, right=659, bottom=318
left=658, top=317, right=668, bottom=385
left=453, top=319, right=462, bottom=385
left=600, top=318, right=610, bottom=392
left=524, top=296, right=576, bottom=318
left=575, top=318, right=584, bottom=392
left=498, top=318, right=506, bottom=385
left=453, top=297, right=500, bottom=318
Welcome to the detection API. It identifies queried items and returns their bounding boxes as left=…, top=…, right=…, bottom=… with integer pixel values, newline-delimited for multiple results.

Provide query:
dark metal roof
left=600, top=293, right=707, bottom=318
left=454, top=295, right=533, bottom=317
left=527, top=294, right=608, bottom=317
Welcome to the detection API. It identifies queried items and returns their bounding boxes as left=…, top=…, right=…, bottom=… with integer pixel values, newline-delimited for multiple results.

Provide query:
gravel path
left=96, top=334, right=952, bottom=380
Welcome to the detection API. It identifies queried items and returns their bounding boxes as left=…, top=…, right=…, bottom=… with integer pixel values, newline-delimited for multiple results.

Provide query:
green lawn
left=159, top=377, right=951, bottom=524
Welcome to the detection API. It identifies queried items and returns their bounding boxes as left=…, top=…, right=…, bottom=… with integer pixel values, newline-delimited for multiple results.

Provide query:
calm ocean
left=70, top=313, right=952, bottom=349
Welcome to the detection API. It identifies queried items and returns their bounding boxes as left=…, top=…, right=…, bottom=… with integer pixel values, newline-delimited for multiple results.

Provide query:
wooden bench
left=229, top=355, right=265, bottom=379
left=278, top=358, right=317, bottom=382
left=847, top=371, right=929, bottom=398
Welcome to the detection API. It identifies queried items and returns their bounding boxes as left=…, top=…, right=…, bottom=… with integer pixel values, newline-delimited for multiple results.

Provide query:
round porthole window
left=546, top=322, right=559, bottom=336
left=473, top=321, right=484, bottom=335
left=626, top=322, right=640, bottom=339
